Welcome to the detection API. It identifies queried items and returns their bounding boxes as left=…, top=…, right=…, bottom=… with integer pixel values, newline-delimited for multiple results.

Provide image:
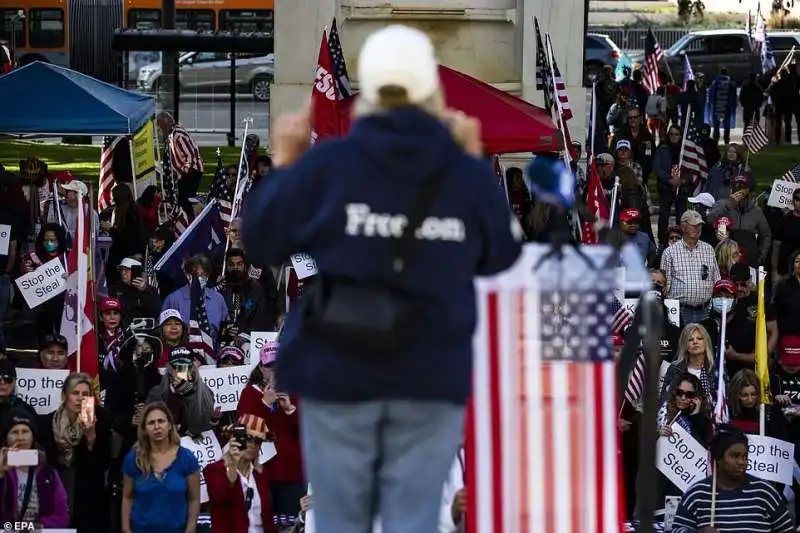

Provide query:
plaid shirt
left=168, top=124, right=204, bottom=176
left=660, top=238, right=720, bottom=306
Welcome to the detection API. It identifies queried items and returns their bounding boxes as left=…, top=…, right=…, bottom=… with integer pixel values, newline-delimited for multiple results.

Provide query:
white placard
left=746, top=435, right=794, bottom=485
left=14, top=257, right=67, bottom=308
left=665, top=299, right=680, bottom=327
left=290, top=252, right=318, bottom=280
left=181, top=430, right=223, bottom=503
left=249, top=331, right=279, bottom=363
left=656, top=423, right=710, bottom=492
left=768, top=179, right=800, bottom=209
left=0, top=223, right=10, bottom=255
left=624, top=297, right=638, bottom=315
left=15, top=368, right=70, bottom=414
left=664, top=496, right=681, bottom=531
left=657, top=360, right=671, bottom=397
left=198, top=365, right=251, bottom=412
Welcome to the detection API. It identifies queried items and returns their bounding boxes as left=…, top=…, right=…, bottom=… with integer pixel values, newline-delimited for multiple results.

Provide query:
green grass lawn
left=0, top=140, right=242, bottom=192
left=747, top=146, right=800, bottom=192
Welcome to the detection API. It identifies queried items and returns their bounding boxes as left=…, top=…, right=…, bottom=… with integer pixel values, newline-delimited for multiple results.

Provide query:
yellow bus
left=0, top=0, right=68, bottom=66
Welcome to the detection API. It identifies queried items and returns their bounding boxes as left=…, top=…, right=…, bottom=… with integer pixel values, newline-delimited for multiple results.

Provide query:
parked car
left=137, top=51, right=274, bottom=101
left=586, top=33, right=625, bottom=75
left=630, top=29, right=800, bottom=83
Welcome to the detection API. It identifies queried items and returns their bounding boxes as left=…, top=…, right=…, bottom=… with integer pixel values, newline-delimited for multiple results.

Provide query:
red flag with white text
left=582, top=159, right=610, bottom=244
left=61, top=191, right=98, bottom=378
left=311, top=31, right=342, bottom=142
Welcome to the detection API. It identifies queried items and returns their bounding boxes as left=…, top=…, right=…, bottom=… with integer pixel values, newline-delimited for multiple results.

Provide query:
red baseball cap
left=98, top=296, right=122, bottom=313
left=620, top=208, right=641, bottom=222
left=712, top=279, right=736, bottom=295
left=780, top=335, right=800, bottom=366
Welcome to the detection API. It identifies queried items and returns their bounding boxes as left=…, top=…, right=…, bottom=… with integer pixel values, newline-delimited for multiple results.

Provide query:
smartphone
left=80, top=396, right=96, bottom=427
left=7, top=449, right=39, bottom=467
left=131, top=265, right=143, bottom=280
left=232, top=425, right=248, bottom=447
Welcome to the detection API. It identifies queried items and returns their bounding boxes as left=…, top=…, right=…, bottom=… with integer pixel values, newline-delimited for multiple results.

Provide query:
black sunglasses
left=0, top=374, right=14, bottom=384
left=676, top=389, right=697, bottom=399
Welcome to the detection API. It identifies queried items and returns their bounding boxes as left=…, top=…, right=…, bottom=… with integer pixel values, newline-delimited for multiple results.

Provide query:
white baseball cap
left=159, top=308, right=184, bottom=326
left=358, top=25, right=440, bottom=105
left=61, top=180, right=88, bottom=195
left=688, top=192, right=716, bottom=208
left=118, top=257, right=142, bottom=269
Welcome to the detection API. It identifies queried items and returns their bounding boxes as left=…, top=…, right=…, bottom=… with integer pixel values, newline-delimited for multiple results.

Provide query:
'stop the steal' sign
left=768, top=179, right=800, bottom=209
left=290, top=253, right=318, bottom=280
left=0, top=223, right=10, bottom=255
left=181, top=430, right=223, bottom=503
left=15, top=257, right=67, bottom=308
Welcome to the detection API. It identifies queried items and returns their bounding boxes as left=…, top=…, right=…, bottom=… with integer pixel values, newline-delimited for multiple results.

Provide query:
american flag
left=611, top=293, right=634, bottom=335
left=642, top=28, right=663, bottom=95
left=188, top=276, right=216, bottom=365
left=680, top=112, right=709, bottom=181
left=760, top=26, right=776, bottom=74
left=781, top=163, right=800, bottom=182
left=682, top=54, right=694, bottom=90
left=547, top=37, right=572, bottom=120
left=743, top=120, right=769, bottom=153
left=534, top=18, right=550, bottom=103
left=327, top=17, right=351, bottom=99
left=467, top=279, right=622, bottom=533
left=623, top=350, right=646, bottom=407
left=162, top=140, right=190, bottom=236
left=98, top=136, right=124, bottom=211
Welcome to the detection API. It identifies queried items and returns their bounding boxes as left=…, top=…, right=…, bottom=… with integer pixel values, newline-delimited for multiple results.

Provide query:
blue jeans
left=0, top=275, right=11, bottom=349
left=301, top=398, right=465, bottom=533
left=680, top=303, right=709, bottom=326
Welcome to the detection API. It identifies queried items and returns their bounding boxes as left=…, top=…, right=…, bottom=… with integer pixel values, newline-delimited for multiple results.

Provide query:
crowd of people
left=0, top=24, right=799, bottom=533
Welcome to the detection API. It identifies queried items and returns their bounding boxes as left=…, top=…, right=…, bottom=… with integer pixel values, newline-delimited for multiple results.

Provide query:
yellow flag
left=755, top=267, right=770, bottom=404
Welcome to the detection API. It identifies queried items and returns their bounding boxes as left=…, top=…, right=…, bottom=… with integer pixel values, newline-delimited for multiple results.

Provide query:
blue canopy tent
left=0, top=61, right=155, bottom=136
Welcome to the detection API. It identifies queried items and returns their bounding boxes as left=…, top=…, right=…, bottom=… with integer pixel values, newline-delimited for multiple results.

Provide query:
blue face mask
left=44, top=241, right=58, bottom=253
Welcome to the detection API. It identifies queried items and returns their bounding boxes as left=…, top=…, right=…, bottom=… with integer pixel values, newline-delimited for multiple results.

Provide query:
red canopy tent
left=339, top=65, right=564, bottom=154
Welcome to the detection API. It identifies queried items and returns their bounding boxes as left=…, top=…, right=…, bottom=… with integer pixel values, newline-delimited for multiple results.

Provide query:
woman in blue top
left=121, top=401, right=201, bottom=533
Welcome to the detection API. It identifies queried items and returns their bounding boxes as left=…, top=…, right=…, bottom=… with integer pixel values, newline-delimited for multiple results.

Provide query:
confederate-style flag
left=61, top=190, right=98, bottom=377
left=311, top=30, right=342, bottom=142
left=582, top=159, right=609, bottom=244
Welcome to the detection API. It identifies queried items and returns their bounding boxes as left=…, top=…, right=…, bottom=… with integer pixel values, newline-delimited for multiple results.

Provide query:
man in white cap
left=60, top=179, right=100, bottom=244
left=242, top=24, right=521, bottom=533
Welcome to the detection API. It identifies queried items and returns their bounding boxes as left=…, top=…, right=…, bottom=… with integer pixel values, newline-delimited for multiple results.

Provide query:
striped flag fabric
left=549, top=43, right=573, bottom=121
left=682, top=54, right=695, bottom=90
left=623, top=350, right=646, bottom=407
left=327, top=17, right=351, bottom=99
left=743, top=120, right=769, bottom=153
left=642, top=28, right=663, bottom=95
left=680, top=112, right=709, bottom=181
left=781, top=163, right=800, bottom=182
left=468, top=274, right=622, bottom=533
left=188, top=275, right=216, bottom=365
left=98, top=136, right=125, bottom=211
left=534, top=18, right=550, bottom=104
left=611, top=294, right=634, bottom=335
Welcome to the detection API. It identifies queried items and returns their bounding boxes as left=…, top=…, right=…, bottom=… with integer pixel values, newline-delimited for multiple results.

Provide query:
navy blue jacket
left=242, top=107, right=521, bottom=404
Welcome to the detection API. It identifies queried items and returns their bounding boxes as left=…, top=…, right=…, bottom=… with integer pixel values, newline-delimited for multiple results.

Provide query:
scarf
left=102, top=328, right=124, bottom=371
left=52, top=406, right=83, bottom=468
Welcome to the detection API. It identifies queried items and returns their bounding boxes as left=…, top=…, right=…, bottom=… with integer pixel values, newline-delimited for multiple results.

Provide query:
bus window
left=29, top=8, right=64, bottom=48
left=0, top=8, right=25, bottom=47
left=176, top=9, right=215, bottom=31
left=128, top=8, right=161, bottom=29
left=219, top=10, right=273, bottom=34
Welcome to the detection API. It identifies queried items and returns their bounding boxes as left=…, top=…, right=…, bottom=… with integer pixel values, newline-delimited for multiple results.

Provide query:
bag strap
left=391, top=174, right=446, bottom=274
left=17, top=468, right=35, bottom=520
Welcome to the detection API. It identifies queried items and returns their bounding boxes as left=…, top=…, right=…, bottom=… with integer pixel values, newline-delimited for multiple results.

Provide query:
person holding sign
left=22, top=223, right=68, bottom=339
left=122, top=402, right=201, bottom=533
left=0, top=408, right=70, bottom=528
left=672, top=426, right=793, bottom=533
left=204, top=414, right=277, bottom=533
left=37, top=372, right=112, bottom=533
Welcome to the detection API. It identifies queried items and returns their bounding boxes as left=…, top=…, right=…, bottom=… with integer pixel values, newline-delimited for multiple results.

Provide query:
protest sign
left=657, top=360, right=671, bottom=397
left=768, top=179, right=800, bottom=209
left=0, top=223, right=10, bottom=255
left=665, top=299, right=679, bottom=327
left=181, top=430, right=223, bottom=503
left=746, top=435, right=794, bottom=485
left=663, top=496, right=681, bottom=531
left=250, top=331, right=279, bottom=363
left=198, top=365, right=251, bottom=412
left=290, top=253, right=318, bottom=280
left=656, top=423, right=709, bottom=492
left=15, top=368, right=69, bottom=414
left=15, top=257, right=67, bottom=308
left=132, top=121, right=157, bottom=197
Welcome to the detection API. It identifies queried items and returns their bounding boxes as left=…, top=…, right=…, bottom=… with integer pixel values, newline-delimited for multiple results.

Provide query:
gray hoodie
left=708, top=198, right=771, bottom=264
left=146, top=364, right=215, bottom=437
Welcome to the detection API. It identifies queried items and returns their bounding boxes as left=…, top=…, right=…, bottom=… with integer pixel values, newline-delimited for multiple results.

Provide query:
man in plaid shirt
left=157, top=112, right=204, bottom=221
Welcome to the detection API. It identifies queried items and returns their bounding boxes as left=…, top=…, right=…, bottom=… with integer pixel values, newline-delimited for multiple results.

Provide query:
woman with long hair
left=715, top=238, right=742, bottom=279
left=653, top=125, right=686, bottom=245
left=21, top=223, right=68, bottom=338
left=728, top=369, right=786, bottom=437
left=705, top=143, right=747, bottom=200
left=121, top=402, right=201, bottom=533
left=657, top=372, right=711, bottom=444
left=37, top=372, right=111, bottom=533
left=661, top=324, right=718, bottom=410
left=106, top=184, right=146, bottom=285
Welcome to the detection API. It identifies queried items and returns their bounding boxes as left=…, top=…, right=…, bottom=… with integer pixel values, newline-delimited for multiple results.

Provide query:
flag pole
left=221, top=116, right=252, bottom=278
left=715, top=305, right=728, bottom=424
left=76, top=190, right=84, bottom=374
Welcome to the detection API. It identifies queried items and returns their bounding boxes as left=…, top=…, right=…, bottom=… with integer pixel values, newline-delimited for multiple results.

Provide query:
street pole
left=160, top=0, right=178, bottom=120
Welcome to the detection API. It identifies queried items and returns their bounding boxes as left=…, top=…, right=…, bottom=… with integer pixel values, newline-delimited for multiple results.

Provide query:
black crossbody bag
left=301, top=174, right=444, bottom=355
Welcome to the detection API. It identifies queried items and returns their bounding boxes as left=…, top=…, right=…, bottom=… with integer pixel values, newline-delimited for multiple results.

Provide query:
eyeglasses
left=701, top=265, right=709, bottom=281
left=675, top=389, right=697, bottom=399
left=245, top=487, right=254, bottom=511
left=0, top=375, right=13, bottom=384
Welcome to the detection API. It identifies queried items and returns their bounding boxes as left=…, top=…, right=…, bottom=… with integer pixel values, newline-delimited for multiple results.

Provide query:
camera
left=232, top=425, right=249, bottom=447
